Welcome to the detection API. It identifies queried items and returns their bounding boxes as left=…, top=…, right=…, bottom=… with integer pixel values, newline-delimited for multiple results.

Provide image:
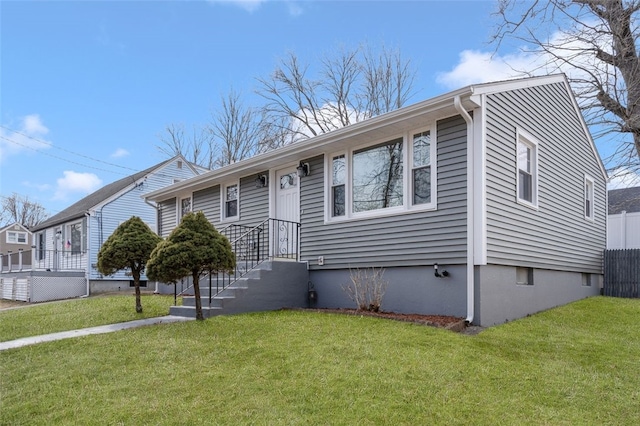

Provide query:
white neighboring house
left=608, top=186, right=640, bottom=249
left=0, top=155, right=204, bottom=302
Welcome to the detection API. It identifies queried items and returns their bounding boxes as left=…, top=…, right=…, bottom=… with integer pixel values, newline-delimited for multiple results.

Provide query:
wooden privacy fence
left=604, top=249, right=640, bottom=298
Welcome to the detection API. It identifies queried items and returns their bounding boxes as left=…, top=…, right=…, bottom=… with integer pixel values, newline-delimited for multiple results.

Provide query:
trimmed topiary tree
left=146, top=211, right=236, bottom=320
left=97, top=216, right=162, bottom=313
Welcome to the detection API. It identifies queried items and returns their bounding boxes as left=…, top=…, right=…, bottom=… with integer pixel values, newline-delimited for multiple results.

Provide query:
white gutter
left=454, top=95, right=475, bottom=324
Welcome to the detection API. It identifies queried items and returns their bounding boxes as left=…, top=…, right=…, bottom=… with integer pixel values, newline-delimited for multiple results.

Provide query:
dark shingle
left=608, top=186, right=640, bottom=214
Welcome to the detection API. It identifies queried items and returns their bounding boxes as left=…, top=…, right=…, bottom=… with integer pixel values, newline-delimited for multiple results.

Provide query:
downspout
left=454, top=95, right=475, bottom=324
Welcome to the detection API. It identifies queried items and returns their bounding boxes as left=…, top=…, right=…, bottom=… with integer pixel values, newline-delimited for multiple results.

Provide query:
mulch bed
left=300, top=308, right=468, bottom=332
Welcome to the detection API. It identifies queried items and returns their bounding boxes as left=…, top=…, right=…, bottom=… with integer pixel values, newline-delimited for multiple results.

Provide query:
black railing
left=0, top=249, right=86, bottom=272
left=208, top=218, right=300, bottom=306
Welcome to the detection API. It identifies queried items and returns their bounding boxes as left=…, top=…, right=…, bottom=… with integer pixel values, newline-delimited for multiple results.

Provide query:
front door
left=274, top=167, right=300, bottom=257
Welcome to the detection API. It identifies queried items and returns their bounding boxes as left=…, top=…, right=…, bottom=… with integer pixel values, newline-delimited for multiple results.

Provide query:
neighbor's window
left=412, top=130, right=432, bottom=205
left=516, top=130, right=538, bottom=207
left=584, top=176, right=595, bottom=220
left=332, top=155, right=346, bottom=217
left=66, top=222, right=82, bottom=254
left=223, top=183, right=238, bottom=219
left=180, top=196, right=192, bottom=220
left=352, top=138, right=404, bottom=213
left=516, top=267, right=533, bottom=286
left=6, top=231, right=27, bottom=244
left=36, top=232, right=45, bottom=261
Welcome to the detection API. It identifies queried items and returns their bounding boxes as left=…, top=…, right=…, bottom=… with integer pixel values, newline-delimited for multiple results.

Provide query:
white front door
left=274, top=167, right=300, bottom=257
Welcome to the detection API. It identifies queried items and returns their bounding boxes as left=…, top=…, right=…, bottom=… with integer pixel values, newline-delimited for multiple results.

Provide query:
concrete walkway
left=0, top=315, right=195, bottom=351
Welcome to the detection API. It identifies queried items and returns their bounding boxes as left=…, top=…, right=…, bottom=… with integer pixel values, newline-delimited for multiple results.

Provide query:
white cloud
left=0, top=114, right=52, bottom=163
left=22, top=181, right=52, bottom=192
left=436, top=50, right=535, bottom=89
left=287, top=2, right=303, bottom=17
left=209, top=0, right=266, bottom=13
left=53, top=171, right=102, bottom=200
left=111, top=148, right=130, bottom=158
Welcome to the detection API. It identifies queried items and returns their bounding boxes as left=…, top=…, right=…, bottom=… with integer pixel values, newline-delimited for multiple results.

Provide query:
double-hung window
left=516, top=130, right=538, bottom=208
left=327, top=126, right=436, bottom=221
left=222, top=183, right=239, bottom=220
left=6, top=231, right=27, bottom=244
left=584, top=175, right=595, bottom=220
left=178, top=196, right=192, bottom=223
left=331, top=155, right=346, bottom=217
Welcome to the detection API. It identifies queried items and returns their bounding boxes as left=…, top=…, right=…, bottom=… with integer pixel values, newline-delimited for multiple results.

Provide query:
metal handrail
left=208, top=218, right=301, bottom=307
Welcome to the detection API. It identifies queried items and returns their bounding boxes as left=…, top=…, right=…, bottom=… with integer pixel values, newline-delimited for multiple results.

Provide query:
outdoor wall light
left=434, top=263, right=449, bottom=278
left=254, top=174, right=268, bottom=188
left=296, top=162, right=310, bottom=177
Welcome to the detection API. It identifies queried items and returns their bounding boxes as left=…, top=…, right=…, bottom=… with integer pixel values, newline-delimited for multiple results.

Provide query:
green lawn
left=0, top=294, right=177, bottom=342
left=1, top=296, right=639, bottom=425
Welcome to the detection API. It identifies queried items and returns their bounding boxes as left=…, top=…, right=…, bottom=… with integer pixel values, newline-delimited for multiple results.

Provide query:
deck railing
left=0, top=249, right=86, bottom=273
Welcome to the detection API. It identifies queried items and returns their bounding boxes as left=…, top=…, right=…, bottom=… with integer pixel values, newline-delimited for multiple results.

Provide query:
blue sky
left=0, top=0, right=630, bottom=218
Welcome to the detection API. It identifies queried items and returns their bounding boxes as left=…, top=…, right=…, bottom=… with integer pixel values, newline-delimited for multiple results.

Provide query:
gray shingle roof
left=608, top=186, right=640, bottom=214
left=32, top=158, right=176, bottom=232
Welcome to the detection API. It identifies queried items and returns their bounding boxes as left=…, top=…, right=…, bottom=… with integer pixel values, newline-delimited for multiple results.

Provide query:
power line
left=0, top=125, right=139, bottom=173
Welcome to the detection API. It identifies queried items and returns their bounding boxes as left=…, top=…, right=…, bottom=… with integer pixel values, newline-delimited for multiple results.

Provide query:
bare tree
left=493, top=0, right=640, bottom=175
left=257, top=44, right=417, bottom=141
left=0, top=193, right=49, bottom=228
left=208, top=90, right=263, bottom=167
left=157, top=123, right=216, bottom=169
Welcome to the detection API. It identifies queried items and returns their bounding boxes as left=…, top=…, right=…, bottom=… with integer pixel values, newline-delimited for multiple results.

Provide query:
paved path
left=0, top=315, right=194, bottom=351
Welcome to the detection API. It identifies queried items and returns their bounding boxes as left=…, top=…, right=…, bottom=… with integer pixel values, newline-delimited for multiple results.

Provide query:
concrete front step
left=169, top=305, right=223, bottom=318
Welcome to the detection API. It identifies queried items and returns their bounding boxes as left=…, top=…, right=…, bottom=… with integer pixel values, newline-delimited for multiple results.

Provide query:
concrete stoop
left=169, top=260, right=309, bottom=319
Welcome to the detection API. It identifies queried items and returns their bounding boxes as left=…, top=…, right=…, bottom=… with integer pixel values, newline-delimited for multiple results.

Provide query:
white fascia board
left=469, top=74, right=567, bottom=96
left=145, top=87, right=476, bottom=203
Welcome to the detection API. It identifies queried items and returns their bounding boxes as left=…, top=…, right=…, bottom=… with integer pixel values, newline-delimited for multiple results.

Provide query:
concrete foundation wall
left=89, top=279, right=154, bottom=294
left=309, top=265, right=467, bottom=318
left=475, top=264, right=602, bottom=326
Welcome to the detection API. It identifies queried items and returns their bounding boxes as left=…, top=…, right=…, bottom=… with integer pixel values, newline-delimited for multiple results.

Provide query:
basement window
left=516, top=267, right=533, bottom=286
left=129, top=280, right=148, bottom=288
left=581, top=273, right=592, bottom=287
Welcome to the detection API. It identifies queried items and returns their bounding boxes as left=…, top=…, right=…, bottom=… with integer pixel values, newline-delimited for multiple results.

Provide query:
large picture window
left=352, top=138, right=403, bottom=213
left=327, top=127, right=436, bottom=221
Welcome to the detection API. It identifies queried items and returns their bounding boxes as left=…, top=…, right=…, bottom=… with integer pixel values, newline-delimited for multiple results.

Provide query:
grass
left=0, top=294, right=177, bottom=342
left=1, top=296, right=639, bottom=425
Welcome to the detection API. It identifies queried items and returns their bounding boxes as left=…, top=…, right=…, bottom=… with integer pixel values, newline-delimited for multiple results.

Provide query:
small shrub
left=341, top=267, right=388, bottom=312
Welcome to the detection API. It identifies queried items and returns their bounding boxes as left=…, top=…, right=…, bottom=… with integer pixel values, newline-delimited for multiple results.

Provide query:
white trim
left=220, top=181, right=240, bottom=223
left=515, top=128, right=539, bottom=210
left=473, top=97, right=487, bottom=266
left=176, top=193, right=193, bottom=225
left=324, top=124, right=438, bottom=224
left=584, top=174, right=595, bottom=221
left=6, top=230, right=28, bottom=244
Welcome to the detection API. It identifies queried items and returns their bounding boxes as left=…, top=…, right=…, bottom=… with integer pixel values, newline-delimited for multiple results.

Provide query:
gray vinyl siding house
left=145, top=75, right=606, bottom=326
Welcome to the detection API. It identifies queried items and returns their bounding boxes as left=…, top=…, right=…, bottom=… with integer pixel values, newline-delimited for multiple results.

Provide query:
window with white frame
left=584, top=175, right=595, bottom=220
left=6, top=231, right=27, bottom=244
left=36, top=232, right=46, bottom=261
left=412, top=130, right=432, bottom=205
left=179, top=196, right=192, bottom=221
left=327, top=127, right=436, bottom=221
left=223, top=183, right=239, bottom=220
left=331, top=155, right=346, bottom=217
left=66, top=221, right=83, bottom=254
left=516, top=130, right=538, bottom=207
